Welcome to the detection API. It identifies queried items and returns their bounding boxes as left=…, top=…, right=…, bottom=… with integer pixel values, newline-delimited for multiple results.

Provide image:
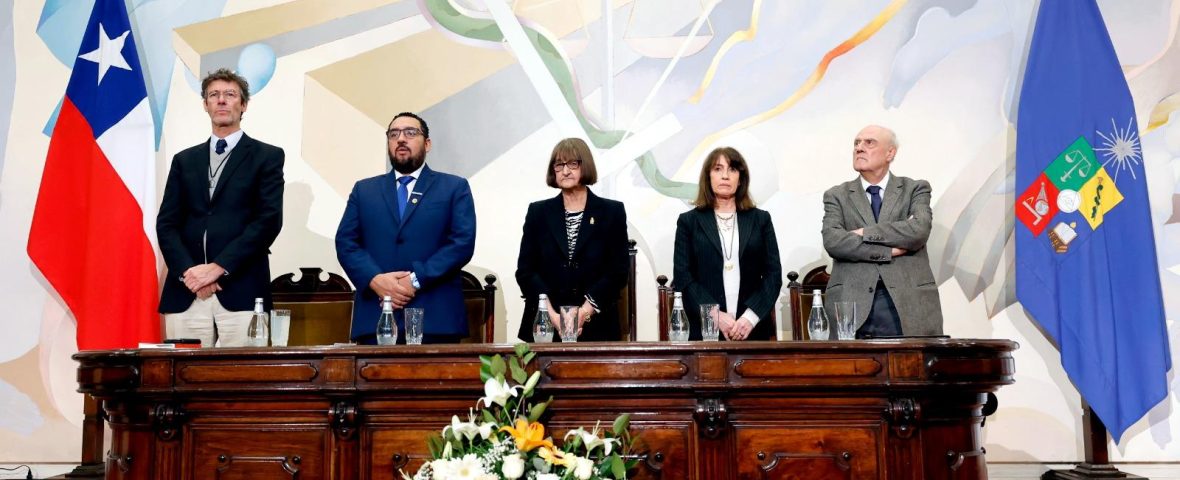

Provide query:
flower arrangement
left=404, top=344, right=636, bottom=480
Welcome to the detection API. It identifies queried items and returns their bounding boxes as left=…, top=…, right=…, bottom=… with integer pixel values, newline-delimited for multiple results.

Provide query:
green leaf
left=426, top=432, right=444, bottom=458
left=528, top=396, right=553, bottom=422
left=612, top=413, right=631, bottom=436
left=610, top=454, right=626, bottom=478
left=479, top=355, right=493, bottom=383
left=481, top=409, right=496, bottom=424
left=491, top=354, right=507, bottom=378
left=514, top=342, right=530, bottom=358
left=523, top=351, right=536, bottom=365
left=509, top=357, right=528, bottom=384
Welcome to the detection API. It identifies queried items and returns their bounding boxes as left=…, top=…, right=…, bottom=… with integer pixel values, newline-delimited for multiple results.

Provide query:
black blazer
left=516, top=190, right=629, bottom=342
left=156, top=134, right=284, bottom=313
left=672, top=207, right=782, bottom=340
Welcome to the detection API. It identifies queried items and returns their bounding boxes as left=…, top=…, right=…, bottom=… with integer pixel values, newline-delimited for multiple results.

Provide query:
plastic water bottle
left=376, top=296, right=398, bottom=346
left=807, top=290, right=830, bottom=341
left=669, top=292, right=690, bottom=342
left=533, top=294, right=554, bottom=343
left=246, top=298, right=269, bottom=347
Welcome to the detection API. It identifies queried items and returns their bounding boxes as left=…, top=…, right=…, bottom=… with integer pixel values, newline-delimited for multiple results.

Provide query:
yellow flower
left=537, top=446, right=577, bottom=468
left=499, top=419, right=554, bottom=452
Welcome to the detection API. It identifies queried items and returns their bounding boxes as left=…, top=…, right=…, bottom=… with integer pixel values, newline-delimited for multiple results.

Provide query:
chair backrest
left=655, top=273, right=779, bottom=341
left=615, top=239, right=639, bottom=341
left=271, top=267, right=354, bottom=345
left=786, top=265, right=831, bottom=340
left=460, top=271, right=497, bottom=343
left=656, top=275, right=674, bottom=341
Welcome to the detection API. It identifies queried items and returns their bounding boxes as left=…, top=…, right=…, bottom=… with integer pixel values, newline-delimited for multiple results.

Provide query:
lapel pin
left=590, top=217, right=595, bottom=225
left=411, top=198, right=419, bottom=204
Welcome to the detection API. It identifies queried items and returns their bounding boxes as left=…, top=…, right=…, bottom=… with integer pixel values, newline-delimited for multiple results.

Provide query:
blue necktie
left=867, top=185, right=882, bottom=222
left=397, top=176, right=414, bottom=219
left=215, top=138, right=228, bottom=155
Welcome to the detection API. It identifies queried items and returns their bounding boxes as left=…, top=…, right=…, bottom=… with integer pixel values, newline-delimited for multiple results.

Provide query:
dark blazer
left=516, top=190, right=629, bottom=342
left=157, top=134, right=284, bottom=314
left=336, top=165, right=476, bottom=339
left=821, top=175, right=943, bottom=335
left=672, top=207, right=782, bottom=340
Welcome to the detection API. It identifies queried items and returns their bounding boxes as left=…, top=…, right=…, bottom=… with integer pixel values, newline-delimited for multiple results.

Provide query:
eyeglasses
left=553, top=160, right=582, bottom=171
left=387, top=128, right=424, bottom=140
left=205, top=90, right=240, bottom=101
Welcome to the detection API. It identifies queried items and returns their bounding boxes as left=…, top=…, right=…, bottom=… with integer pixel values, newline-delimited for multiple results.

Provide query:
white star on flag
left=77, top=23, right=132, bottom=84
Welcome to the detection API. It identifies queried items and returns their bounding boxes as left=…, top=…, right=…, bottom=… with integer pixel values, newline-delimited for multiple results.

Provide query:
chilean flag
left=28, top=0, right=160, bottom=350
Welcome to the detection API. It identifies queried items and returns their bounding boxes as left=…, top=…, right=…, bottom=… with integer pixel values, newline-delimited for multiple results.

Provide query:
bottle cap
left=811, top=289, right=821, bottom=295
left=383, top=295, right=392, bottom=301
left=539, top=293, right=548, bottom=299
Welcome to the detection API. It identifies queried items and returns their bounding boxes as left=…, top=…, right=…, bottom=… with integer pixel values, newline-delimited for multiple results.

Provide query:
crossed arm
left=821, top=181, right=932, bottom=262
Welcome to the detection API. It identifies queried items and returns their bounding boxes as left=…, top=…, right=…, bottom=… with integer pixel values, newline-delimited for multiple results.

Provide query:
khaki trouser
left=164, top=294, right=253, bottom=347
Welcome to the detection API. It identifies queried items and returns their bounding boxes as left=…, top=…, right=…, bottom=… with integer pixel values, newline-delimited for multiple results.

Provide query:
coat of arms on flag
left=1016, top=120, right=1137, bottom=253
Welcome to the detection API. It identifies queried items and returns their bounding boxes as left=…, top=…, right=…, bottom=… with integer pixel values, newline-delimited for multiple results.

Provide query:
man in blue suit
left=336, top=112, right=476, bottom=344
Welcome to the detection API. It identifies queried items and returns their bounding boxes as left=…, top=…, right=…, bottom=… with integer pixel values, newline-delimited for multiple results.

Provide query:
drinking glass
left=559, top=306, right=580, bottom=342
left=699, top=304, right=720, bottom=341
left=405, top=307, right=424, bottom=345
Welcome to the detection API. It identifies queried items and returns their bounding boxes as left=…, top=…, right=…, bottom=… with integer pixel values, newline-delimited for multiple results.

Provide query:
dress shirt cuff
left=409, top=272, right=421, bottom=289
left=584, top=295, right=600, bottom=313
left=739, top=309, right=761, bottom=327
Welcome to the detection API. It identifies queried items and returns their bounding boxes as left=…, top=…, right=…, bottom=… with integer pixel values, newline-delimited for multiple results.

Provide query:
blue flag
left=1015, top=0, right=1171, bottom=442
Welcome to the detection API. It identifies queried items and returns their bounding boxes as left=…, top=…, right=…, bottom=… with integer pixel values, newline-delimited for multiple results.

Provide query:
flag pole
left=1040, top=402, right=1142, bottom=479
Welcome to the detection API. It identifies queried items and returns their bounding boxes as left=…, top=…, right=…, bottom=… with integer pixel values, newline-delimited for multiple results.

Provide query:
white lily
left=565, top=423, right=616, bottom=455
left=478, top=377, right=520, bottom=408
left=477, top=421, right=497, bottom=440
left=444, top=414, right=480, bottom=442
left=536, top=474, right=560, bottom=480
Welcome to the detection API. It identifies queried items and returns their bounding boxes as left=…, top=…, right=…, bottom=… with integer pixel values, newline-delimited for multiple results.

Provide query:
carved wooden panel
left=358, top=360, right=481, bottom=383
left=365, top=427, right=438, bottom=480
left=543, top=358, right=689, bottom=381
left=733, top=357, right=883, bottom=379
left=190, top=427, right=327, bottom=480
left=621, top=425, right=694, bottom=480
left=179, top=363, right=319, bottom=384
left=734, top=426, right=880, bottom=480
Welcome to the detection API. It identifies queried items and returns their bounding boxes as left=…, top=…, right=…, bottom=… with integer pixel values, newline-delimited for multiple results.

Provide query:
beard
left=389, top=148, right=426, bottom=174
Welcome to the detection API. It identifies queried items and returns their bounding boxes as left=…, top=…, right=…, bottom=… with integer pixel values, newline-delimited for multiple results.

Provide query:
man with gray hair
left=820, top=125, right=943, bottom=338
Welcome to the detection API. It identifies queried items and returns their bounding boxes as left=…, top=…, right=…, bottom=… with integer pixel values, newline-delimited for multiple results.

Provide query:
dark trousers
left=856, top=278, right=903, bottom=339
left=353, top=333, right=465, bottom=345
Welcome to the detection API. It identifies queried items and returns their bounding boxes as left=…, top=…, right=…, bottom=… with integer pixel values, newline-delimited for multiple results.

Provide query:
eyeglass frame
left=552, top=159, right=582, bottom=171
left=204, top=90, right=241, bottom=101
left=387, top=128, right=425, bottom=140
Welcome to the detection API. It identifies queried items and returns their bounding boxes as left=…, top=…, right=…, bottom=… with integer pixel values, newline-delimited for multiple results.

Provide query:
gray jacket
left=821, top=175, right=943, bottom=335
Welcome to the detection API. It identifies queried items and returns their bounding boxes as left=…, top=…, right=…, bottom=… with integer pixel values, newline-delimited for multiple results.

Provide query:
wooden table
left=75, top=340, right=1016, bottom=479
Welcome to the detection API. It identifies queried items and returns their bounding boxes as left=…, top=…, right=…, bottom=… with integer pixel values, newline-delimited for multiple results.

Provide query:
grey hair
left=880, top=126, right=899, bottom=150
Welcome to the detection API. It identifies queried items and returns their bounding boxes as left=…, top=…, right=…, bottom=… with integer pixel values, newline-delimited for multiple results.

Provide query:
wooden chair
left=656, top=275, right=674, bottom=341
left=786, top=265, right=831, bottom=340
left=460, top=272, right=498, bottom=343
left=616, top=239, right=639, bottom=341
left=271, top=267, right=354, bottom=345
left=655, top=274, right=780, bottom=341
